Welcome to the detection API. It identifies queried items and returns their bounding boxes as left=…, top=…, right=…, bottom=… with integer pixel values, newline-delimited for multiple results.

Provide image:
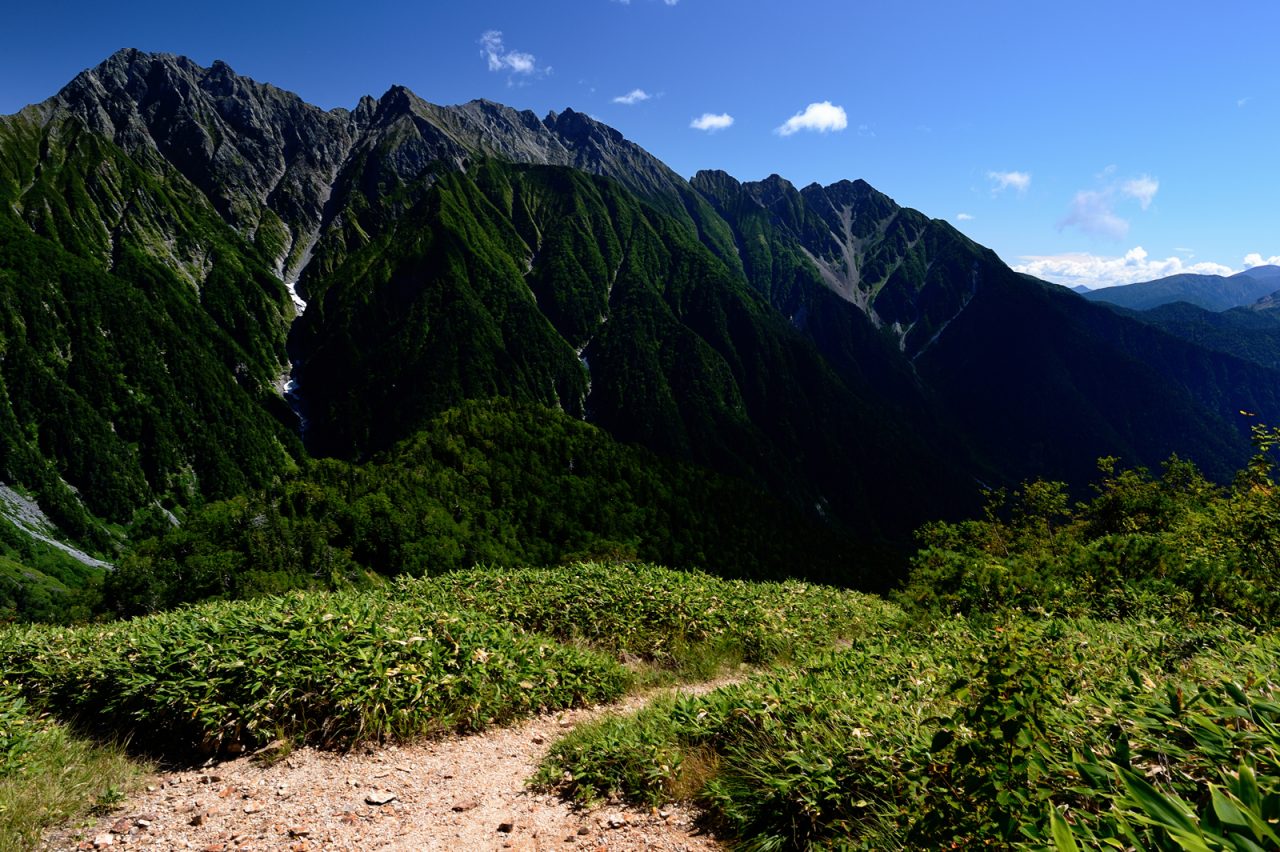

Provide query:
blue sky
left=3, top=0, right=1278, bottom=288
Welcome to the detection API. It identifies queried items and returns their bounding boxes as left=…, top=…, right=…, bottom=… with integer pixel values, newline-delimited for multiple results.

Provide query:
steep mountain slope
left=4, top=48, right=1280, bottom=582
left=690, top=170, right=1280, bottom=485
left=291, top=160, right=974, bottom=542
left=918, top=273, right=1280, bottom=486
left=0, top=96, right=303, bottom=548
left=1082, top=266, right=1280, bottom=311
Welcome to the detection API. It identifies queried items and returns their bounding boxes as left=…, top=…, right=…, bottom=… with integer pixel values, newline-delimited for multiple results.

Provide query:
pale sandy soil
left=45, top=678, right=739, bottom=852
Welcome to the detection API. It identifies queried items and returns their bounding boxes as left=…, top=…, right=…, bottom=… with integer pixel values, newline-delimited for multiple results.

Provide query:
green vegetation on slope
left=0, top=113, right=301, bottom=555
left=0, top=515, right=103, bottom=624
left=540, top=615, right=1277, bottom=849
left=294, top=159, right=975, bottom=547
left=900, top=426, right=1280, bottom=626
left=102, top=399, right=859, bottom=616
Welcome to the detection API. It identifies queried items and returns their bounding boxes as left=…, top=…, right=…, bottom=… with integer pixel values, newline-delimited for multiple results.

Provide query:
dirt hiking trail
left=45, top=678, right=739, bottom=851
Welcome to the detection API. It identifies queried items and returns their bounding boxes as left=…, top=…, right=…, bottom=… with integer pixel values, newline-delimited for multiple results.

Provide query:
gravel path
left=46, top=679, right=737, bottom=852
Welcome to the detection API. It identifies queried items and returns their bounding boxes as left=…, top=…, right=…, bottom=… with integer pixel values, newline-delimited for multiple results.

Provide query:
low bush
left=538, top=615, right=1278, bottom=849
left=1, top=563, right=876, bottom=758
left=399, top=562, right=898, bottom=667
left=0, top=588, right=626, bottom=754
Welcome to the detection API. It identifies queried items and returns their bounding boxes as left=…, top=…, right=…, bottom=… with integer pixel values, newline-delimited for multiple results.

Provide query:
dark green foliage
left=1114, top=299, right=1280, bottom=371
left=0, top=686, right=43, bottom=777
left=293, top=160, right=976, bottom=552
left=104, top=399, right=857, bottom=615
left=0, top=525, right=102, bottom=625
left=899, top=432, right=1280, bottom=625
left=538, top=442, right=1280, bottom=849
left=540, top=615, right=1279, bottom=849
left=0, top=112, right=300, bottom=546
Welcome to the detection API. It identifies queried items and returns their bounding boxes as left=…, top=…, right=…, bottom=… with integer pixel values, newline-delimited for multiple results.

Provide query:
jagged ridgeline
left=4, top=49, right=1280, bottom=601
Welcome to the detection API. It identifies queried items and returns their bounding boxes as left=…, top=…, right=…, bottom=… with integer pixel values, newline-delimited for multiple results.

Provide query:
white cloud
left=1238, top=96, right=1253, bottom=108
left=479, top=31, right=543, bottom=79
left=1056, top=171, right=1159, bottom=240
left=1013, top=246, right=1236, bottom=289
left=1121, top=175, right=1159, bottom=210
left=690, top=112, right=734, bottom=132
left=1244, top=253, right=1280, bottom=268
left=987, top=170, right=1031, bottom=194
left=612, top=88, right=652, bottom=105
left=1058, top=189, right=1130, bottom=240
left=775, top=101, right=848, bottom=136
left=955, top=213, right=975, bottom=221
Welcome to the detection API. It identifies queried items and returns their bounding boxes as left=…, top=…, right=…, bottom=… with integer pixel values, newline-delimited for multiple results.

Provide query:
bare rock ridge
left=45, top=50, right=694, bottom=288
left=36, top=49, right=975, bottom=349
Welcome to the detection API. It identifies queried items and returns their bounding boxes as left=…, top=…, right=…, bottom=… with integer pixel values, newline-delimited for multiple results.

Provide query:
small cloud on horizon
left=690, top=112, right=734, bottom=132
left=1238, top=96, right=1253, bottom=107
left=955, top=213, right=975, bottom=221
left=775, top=101, right=848, bottom=136
left=1013, top=246, right=1245, bottom=289
left=987, top=170, right=1031, bottom=195
left=1244, top=253, right=1280, bottom=268
left=612, top=88, right=652, bottom=105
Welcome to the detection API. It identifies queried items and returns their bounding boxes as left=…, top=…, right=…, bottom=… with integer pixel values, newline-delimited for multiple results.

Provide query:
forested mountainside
left=1101, top=298, right=1280, bottom=372
left=3, top=48, right=1280, bottom=590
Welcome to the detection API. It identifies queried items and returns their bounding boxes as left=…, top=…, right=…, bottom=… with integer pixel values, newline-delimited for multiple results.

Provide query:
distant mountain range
left=1081, top=266, right=1280, bottom=311
left=4, top=49, right=1280, bottom=582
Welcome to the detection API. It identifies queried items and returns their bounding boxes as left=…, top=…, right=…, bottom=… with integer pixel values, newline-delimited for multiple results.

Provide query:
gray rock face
left=691, top=168, right=986, bottom=357
left=51, top=49, right=366, bottom=274
left=42, top=49, right=693, bottom=284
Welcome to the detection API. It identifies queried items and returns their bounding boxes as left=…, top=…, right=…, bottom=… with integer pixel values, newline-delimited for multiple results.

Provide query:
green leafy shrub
left=398, top=562, right=898, bottom=667
left=4, top=563, right=876, bottom=758
left=900, top=435, right=1280, bottom=625
left=0, top=686, right=44, bottom=776
left=538, top=615, right=1277, bottom=850
left=0, top=587, right=626, bottom=753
